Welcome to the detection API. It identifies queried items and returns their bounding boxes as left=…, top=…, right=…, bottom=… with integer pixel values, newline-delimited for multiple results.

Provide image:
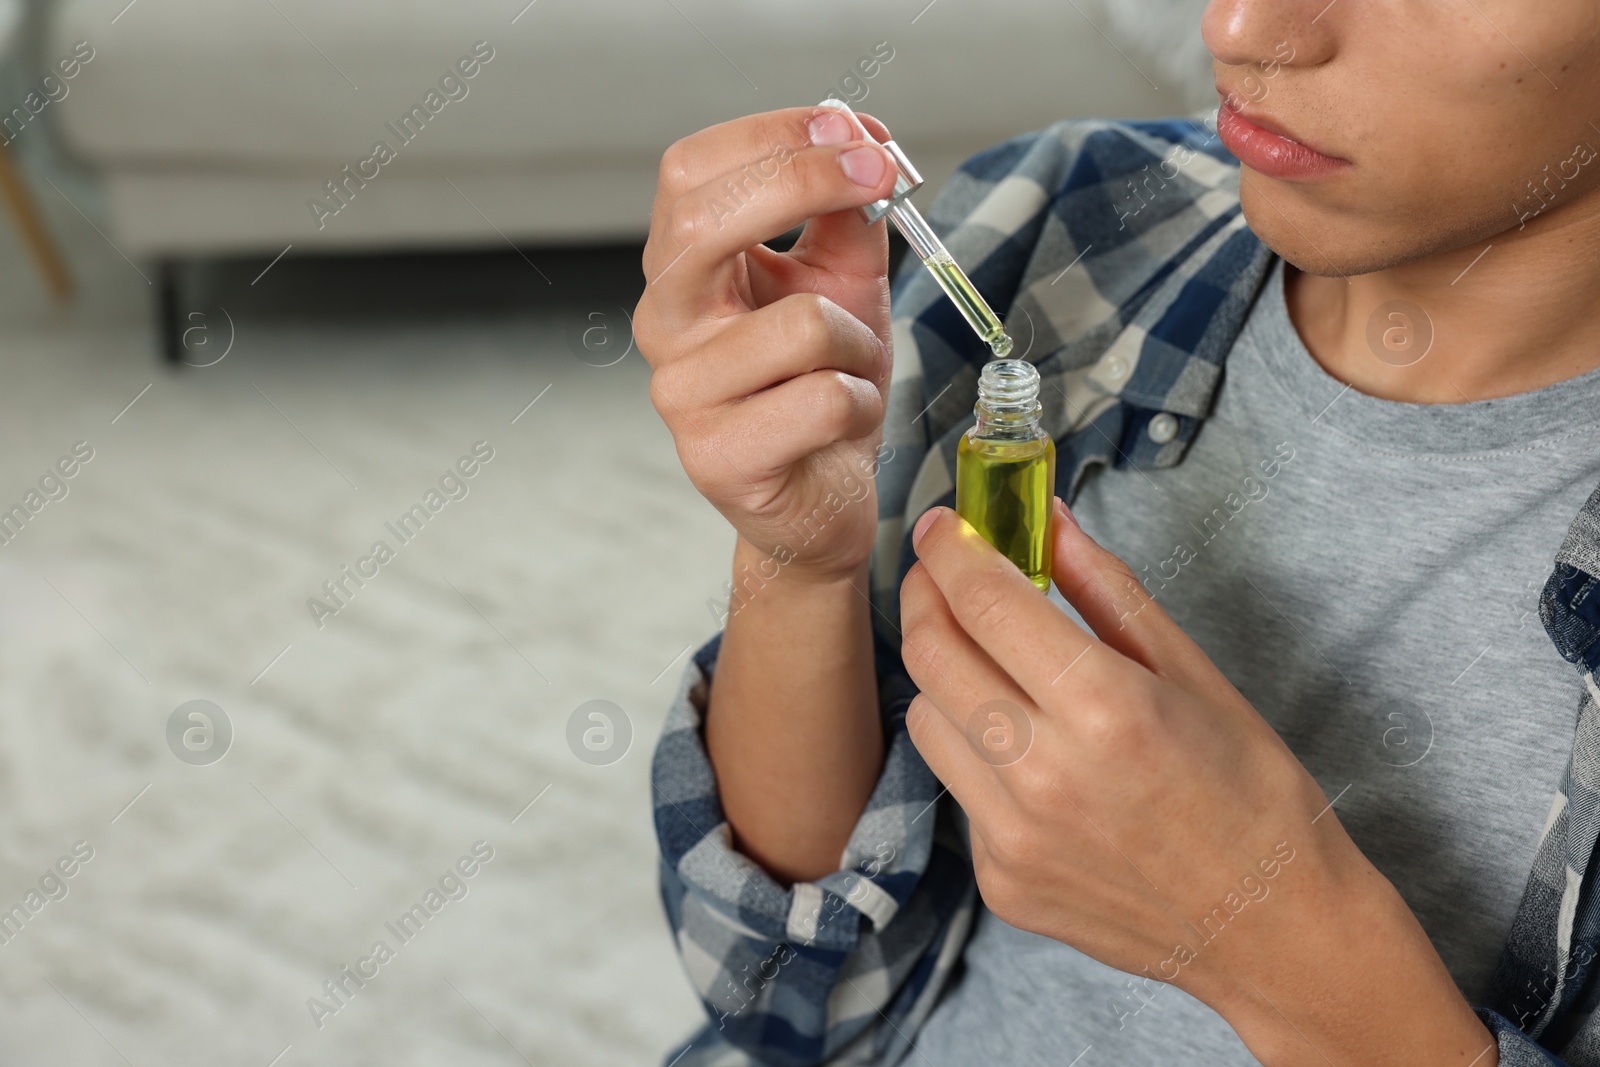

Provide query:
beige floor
left=0, top=148, right=724, bottom=1066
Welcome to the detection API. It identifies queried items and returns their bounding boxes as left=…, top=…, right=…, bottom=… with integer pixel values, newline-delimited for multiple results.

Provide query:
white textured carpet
left=0, top=156, right=721, bottom=1066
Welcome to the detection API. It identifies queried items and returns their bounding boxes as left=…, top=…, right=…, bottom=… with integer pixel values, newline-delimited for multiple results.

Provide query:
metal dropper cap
left=817, top=96, right=923, bottom=224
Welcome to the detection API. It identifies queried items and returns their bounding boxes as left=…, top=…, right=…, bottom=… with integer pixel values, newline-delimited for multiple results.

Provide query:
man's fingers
left=910, top=506, right=1134, bottom=707
left=742, top=232, right=893, bottom=327
left=683, top=368, right=883, bottom=484
left=782, top=108, right=895, bottom=281
left=904, top=693, right=1009, bottom=817
left=643, top=138, right=897, bottom=311
left=784, top=204, right=890, bottom=285
left=651, top=108, right=814, bottom=234
left=1049, top=499, right=1225, bottom=691
left=901, top=561, right=1051, bottom=780
left=650, top=107, right=883, bottom=224
left=650, top=292, right=885, bottom=411
left=900, top=561, right=1035, bottom=731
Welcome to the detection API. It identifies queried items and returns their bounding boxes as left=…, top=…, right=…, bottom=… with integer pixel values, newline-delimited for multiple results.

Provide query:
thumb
left=785, top=110, right=895, bottom=280
left=1049, top=498, right=1218, bottom=689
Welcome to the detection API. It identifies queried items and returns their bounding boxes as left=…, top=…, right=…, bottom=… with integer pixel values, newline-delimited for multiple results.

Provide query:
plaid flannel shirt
left=651, top=114, right=1600, bottom=1067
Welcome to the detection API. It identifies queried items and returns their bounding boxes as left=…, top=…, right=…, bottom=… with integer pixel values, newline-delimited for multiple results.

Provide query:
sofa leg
left=157, top=258, right=183, bottom=362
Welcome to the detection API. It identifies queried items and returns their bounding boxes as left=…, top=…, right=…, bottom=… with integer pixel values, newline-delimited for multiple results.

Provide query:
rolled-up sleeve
left=652, top=630, right=977, bottom=1067
left=1475, top=1009, right=1573, bottom=1066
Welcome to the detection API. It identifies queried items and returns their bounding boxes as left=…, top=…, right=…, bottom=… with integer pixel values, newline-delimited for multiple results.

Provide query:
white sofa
left=44, top=0, right=1198, bottom=257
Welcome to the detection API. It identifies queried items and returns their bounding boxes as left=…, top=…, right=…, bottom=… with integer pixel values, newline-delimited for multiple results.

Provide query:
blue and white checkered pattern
left=651, top=115, right=1600, bottom=1066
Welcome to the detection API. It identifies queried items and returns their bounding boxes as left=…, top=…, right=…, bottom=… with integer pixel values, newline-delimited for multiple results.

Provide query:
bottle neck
left=973, top=401, right=1043, bottom=439
left=972, top=358, right=1044, bottom=440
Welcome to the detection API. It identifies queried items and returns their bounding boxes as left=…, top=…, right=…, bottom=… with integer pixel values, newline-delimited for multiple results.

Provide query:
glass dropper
left=887, top=198, right=1013, bottom=357
left=819, top=97, right=1013, bottom=358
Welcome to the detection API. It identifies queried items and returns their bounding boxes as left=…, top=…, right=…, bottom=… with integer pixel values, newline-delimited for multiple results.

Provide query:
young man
left=636, top=1, right=1600, bottom=1063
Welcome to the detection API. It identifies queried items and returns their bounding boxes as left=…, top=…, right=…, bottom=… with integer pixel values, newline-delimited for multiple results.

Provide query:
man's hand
left=899, top=499, right=1495, bottom=1065
left=636, top=105, right=903, bottom=883
left=636, top=105, right=900, bottom=581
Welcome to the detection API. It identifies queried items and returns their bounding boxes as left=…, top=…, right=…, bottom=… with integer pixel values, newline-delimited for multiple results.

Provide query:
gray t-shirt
left=907, top=257, right=1600, bottom=1066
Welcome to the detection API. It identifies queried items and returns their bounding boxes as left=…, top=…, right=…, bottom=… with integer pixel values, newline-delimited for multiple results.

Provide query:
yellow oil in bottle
left=955, top=359, right=1055, bottom=591
left=957, top=434, right=1055, bottom=590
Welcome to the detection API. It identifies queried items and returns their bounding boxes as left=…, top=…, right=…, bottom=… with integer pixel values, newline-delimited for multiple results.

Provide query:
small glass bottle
left=956, top=360, right=1056, bottom=591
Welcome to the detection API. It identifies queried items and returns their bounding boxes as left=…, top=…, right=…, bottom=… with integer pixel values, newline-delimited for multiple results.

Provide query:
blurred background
left=0, top=0, right=1210, bottom=1063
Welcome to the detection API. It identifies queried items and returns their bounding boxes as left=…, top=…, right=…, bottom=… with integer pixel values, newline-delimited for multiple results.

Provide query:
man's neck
left=1284, top=199, right=1600, bottom=404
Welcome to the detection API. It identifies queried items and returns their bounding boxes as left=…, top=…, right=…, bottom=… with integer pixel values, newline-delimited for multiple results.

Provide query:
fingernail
left=839, top=144, right=887, bottom=187
left=1054, top=496, right=1079, bottom=528
left=807, top=110, right=851, bottom=146
left=912, top=507, right=941, bottom=549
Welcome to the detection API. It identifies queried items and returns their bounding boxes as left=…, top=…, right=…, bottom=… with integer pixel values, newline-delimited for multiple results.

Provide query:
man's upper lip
left=1214, top=84, right=1317, bottom=148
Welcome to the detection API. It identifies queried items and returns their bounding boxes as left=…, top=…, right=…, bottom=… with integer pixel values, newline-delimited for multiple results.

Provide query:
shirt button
left=1103, top=355, right=1128, bottom=381
left=1147, top=412, right=1178, bottom=444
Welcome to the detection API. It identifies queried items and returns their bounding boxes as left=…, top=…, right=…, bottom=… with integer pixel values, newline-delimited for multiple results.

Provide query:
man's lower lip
left=1216, top=104, right=1349, bottom=181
